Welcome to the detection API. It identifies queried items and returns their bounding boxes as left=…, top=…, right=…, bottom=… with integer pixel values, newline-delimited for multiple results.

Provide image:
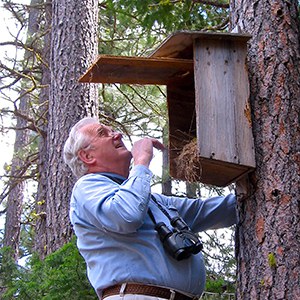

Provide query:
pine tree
left=231, top=1, right=300, bottom=298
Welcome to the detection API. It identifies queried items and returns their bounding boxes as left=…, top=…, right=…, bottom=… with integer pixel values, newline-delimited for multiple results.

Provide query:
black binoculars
left=155, top=216, right=203, bottom=261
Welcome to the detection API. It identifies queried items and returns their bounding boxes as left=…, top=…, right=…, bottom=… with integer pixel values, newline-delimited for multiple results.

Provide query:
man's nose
left=112, top=132, right=123, bottom=139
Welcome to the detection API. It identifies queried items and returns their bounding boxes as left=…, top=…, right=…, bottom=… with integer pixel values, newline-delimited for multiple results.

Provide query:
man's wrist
left=130, top=164, right=153, bottom=178
left=133, top=159, right=150, bottom=168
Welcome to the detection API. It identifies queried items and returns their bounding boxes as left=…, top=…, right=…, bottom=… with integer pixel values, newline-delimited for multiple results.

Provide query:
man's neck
left=88, top=166, right=129, bottom=178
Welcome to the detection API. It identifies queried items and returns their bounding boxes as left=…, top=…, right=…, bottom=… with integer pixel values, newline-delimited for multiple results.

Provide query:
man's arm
left=154, top=193, right=237, bottom=232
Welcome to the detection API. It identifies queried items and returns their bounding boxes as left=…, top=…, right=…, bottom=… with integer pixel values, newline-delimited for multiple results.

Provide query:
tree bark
left=230, top=1, right=300, bottom=299
left=2, top=123, right=27, bottom=262
left=45, top=0, right=98, bottom=255
left=3, top=0, right=43, bottom=262
left=34, top=0, right=51, bottom=258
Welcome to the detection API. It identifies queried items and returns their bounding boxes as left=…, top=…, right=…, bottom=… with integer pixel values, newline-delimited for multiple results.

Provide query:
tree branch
left=192, top=0, right=229, bottom=9
left=0, top=153, right=39, bottom=205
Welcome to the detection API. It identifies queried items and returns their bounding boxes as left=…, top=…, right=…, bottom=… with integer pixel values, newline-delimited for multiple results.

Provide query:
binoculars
left=155, top=216, right=203, bottom=261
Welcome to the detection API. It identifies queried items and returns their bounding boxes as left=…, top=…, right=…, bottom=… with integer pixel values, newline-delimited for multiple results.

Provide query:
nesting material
left=175, top=139, right=202, bottom=183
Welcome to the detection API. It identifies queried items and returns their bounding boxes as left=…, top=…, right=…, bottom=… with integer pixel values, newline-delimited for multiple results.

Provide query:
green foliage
left=205, top=277, right=235, bottom=294
left=18, top=223, right=35, bottom=258
left=99, top=0, right=229, bottom=57
left=103, top=0, right=229, bottom=33
left=1, top=238, right=97, bottom=300
left=0, top=246, right=18, bottom=290
left=202, top=228, right=236, bottom=294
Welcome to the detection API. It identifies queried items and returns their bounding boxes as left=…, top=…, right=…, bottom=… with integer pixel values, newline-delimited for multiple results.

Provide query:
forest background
left=0, top=0, right=299, bottom=300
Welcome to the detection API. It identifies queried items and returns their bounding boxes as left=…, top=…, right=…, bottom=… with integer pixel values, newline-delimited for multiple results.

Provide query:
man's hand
left=131, top=138, right=165, bottom=167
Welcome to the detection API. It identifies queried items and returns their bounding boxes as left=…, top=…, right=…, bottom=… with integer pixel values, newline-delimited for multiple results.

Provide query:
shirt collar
left=98, top=172, right=126, bottom=185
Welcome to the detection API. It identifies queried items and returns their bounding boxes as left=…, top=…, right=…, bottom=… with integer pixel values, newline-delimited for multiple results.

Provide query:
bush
left=1, top=238, right=97, bottom=299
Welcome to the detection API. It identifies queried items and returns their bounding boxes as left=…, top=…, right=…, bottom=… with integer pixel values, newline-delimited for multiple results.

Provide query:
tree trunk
left=34, top=0, right=51, bottom=258
left=3, top=0, right=43, bottom=261
left=230, top=1, right=300, bottom=299
left=2, top=122, right=27, bottom=262
left=162, top=125, right=172, bottom=195
left=45, top=0, right=98, bottom=255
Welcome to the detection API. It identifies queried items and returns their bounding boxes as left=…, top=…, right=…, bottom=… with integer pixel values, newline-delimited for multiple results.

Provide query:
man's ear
left=78, top=149, right=96, bottom=165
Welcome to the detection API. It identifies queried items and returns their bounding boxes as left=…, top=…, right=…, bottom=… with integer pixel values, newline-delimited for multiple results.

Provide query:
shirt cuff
left=129, top=164, right=153, bottom=180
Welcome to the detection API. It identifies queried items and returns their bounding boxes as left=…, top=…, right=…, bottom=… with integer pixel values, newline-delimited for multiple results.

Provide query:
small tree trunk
left=230, top=1, right=300, bottom=299
left=34, top=0, right=51, bottom=258
left=3, top=0, right=43, bottom=261
left=2, top=126, right=27, bottom=261
left=162, top=125, right=172, bottom=195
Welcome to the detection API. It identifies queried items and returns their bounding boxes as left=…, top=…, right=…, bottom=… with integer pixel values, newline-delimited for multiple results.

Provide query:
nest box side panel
left=194, top=37, right=255, bottom=185
left=167, top=74, right=197, bottom=181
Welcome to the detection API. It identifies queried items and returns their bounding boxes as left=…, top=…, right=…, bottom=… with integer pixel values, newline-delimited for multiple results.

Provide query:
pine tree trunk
left=2, top=124, right=27, bottom=261
left=3, top=0, right=43, bottom=261
left=230, top=1, right=300, bottom=299
left=34, top=0, right=51, bottom=258
left=45, top=0, right=98, bottom=255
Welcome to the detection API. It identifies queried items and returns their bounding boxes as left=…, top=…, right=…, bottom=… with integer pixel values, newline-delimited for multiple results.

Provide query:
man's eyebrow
left=96, top=125, right=105, bottom=136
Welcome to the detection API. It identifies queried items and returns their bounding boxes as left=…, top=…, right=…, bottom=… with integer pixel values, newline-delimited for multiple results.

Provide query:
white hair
left=63, top=117, right=98, bottom=177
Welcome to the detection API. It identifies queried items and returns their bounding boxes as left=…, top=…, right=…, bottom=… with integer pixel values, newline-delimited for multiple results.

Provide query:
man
left=63, top=117, right=237, bottom=300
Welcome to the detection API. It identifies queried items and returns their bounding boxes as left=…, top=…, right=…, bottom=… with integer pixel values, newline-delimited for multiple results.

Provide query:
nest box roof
left=79, top=31, right=251, bottom=85
left=149, top=30, right=251, bottom=59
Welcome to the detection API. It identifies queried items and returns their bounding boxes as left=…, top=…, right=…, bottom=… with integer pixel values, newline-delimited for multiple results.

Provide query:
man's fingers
left=131, top=138, right=165, bottom=167
left=151, top=139, right=165, bottom=151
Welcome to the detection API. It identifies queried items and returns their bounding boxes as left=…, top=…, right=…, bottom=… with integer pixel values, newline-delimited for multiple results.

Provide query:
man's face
left=79, top=123, right=132, bottom=175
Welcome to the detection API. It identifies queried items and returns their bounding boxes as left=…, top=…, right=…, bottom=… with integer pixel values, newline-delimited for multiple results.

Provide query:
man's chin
left=121, top=151, right=133, bottom=165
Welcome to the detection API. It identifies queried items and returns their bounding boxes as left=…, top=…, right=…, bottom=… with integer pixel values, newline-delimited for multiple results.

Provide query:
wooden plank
left=197, top=158, right=253, bottom=186
left=150, top=30, right=251, bottom=59
left=79, top=55, right=193, bottom=85
left=194, top=38, right=256, bottom=169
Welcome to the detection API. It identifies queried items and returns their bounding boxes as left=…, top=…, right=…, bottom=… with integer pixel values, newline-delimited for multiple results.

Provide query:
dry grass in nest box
left=175, top=139, right=202, bottom=183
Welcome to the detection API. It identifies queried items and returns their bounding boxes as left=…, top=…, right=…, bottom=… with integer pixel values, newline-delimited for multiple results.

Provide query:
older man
left=63, top=117, right=237, bottom=300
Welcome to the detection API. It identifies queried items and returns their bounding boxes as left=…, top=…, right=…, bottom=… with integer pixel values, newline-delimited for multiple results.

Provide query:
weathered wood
left=194, top=38, right=255, bottom=168
left=150, top=30, right=252, bottom=59
left=79, top=55, right=193, bottom=85
left=161, top=32, right=255, bottom=186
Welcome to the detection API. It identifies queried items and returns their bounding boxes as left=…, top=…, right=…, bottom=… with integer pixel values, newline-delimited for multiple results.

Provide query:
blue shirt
left=70, top=165, right=237, bottom=298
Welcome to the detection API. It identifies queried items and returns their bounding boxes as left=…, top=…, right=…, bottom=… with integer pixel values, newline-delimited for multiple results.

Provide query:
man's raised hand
left=131, top=138, right=165, bottom=167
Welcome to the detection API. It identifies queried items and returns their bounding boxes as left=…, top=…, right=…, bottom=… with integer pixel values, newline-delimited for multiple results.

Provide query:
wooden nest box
left=79, top=31, right=256, bottom=186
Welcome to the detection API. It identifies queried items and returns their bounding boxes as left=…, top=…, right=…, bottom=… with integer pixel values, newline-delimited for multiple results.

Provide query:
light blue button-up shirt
left=70, top=165, right=237, bottom=299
